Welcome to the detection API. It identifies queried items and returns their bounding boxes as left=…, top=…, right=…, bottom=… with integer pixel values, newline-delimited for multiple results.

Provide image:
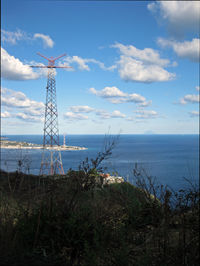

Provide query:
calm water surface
left=1, top=134, right=199, bottom=190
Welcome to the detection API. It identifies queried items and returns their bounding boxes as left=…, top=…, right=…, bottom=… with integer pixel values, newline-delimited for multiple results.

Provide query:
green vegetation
left=0, top=167, right=199, bottom=266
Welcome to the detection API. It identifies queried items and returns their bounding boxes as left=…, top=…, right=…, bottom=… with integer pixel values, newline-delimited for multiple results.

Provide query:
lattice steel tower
left=31, top=53, right=71, bottom=175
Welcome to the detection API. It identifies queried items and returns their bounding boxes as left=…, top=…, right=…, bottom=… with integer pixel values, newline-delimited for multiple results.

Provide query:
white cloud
left=1, top=88, right=44, bottom=123
left=62, top=56, right=116, bottom=71
left=112, top=43, right=170, bottom=66
left=138, top=100, right=152, bottom=107
left=189, top=111, right=199, bottom=117
left=70, top=106, right=94, bottom=113
left=158, top=38, right=200, bottom=62
left=2, top=29, right=54, bottom=48
left=1, top=88, right=45, bottom=110
left=126, top=94, right=146, bottom=103
left=134, top=109, right=158, bottom=119
left=1, top=48, right=39, bottom=80
left=196, top=86, right=200, bottom=91
left=23, top=107, right=44, bottom=117
left=147, top=2, right=157, bottom=13
left=111, top=110, right=126, bottom=118
left=65, top=104, right=126, bottom=121
left=89, top=59, right=116, bottom=71
left=1, top=88, right=45, bottom=122
left=96, top=110, right=112, bottom=119
left=33, top=33, right=54, bottom=48
left=117, top=56, right=175, bottom=83
left=1, top=29, right=26, bottom=44
left=148, top=1, right=200, bottom=38
left=64, top=56, right=90, bottom=71
left=112, top=43, right=175, bottom=83
left=1, top=111, right=11, bottom=118
left=95, top=109, right=126, bottom=119
left=15, top=113, right=43, bottom=122
left=64, top=112, right=89, bottom=120
left=90, top=86, right=126, bottom=98
left=90, top=86, right=150, bottom=105
left=179, top=94, right=200, bottom=105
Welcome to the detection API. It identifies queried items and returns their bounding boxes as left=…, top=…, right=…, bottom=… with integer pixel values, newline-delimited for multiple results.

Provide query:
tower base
left=39, top=149, right=64, bottom=176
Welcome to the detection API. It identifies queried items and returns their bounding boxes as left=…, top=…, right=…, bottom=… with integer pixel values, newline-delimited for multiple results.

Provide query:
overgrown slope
left=0, top=169, right=199, bottom=265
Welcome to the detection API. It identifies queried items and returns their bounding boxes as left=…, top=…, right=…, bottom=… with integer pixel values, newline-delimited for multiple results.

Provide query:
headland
left=0, top=139, right=87, bottom=151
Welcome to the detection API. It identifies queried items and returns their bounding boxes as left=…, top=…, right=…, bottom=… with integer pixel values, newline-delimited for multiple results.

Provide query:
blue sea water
left=1, top=134, right=199, bottom=190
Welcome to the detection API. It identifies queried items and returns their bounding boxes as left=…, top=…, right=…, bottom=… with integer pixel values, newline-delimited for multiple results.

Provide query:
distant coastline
left=0, top=139, right=87, bottom=151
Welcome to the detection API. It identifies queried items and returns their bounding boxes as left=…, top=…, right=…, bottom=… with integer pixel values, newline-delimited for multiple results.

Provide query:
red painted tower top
left=30, top=53, right=71, bottom=69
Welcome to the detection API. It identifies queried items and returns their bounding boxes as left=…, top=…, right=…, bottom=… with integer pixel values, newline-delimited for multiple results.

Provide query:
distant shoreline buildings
left=0, top=139, right=87, bottom=151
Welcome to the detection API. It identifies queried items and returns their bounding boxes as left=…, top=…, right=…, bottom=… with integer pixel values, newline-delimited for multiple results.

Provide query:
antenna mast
left=63, top=133, right=66, bottom=147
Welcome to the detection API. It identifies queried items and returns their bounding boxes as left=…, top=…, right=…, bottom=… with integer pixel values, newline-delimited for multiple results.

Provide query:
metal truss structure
left=31, top=53, right=71, bottom=175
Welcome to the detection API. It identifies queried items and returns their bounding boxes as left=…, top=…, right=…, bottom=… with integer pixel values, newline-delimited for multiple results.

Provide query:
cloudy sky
left=1, top=0, right=199, bottom=135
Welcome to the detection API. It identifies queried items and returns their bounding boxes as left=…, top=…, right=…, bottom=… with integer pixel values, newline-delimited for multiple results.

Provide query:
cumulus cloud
left=96, top=109, right=126, bottom=119
left=1, top=48, right=39, bottom=80
left=138, top=100, right=152, bottom=107
left=134, top=109, right=158, bottom=119
left=2, top=29, right=55, bottom=48
left=1, top=88, right=44, bottom=110
left=70, top=106, right=94, bottom=113
left=65, top=104, right=126, bottom=121
left=148, top=1, right=200, bottom=38
left=112, top=43, right=175, bottom=83
left=62, top=56, right=116, bottom=71
left=112, top=43, right=170, bottom=66
left=89, top=59, right=116, bottom=71
left=23, top=107, right=44, bottom=117
left=96, top=110, right=112, bottom=119
left=179, top=94, right=200, bottom=105
left=123, top=94, right=146, bottom=104
left=1, top=111, right=11, bottom=118
left=158, top=38, right=200, bottom=62
left=65, top=56, right=90, bottom=71
left=1, top=88, right=45, bottom=122
left=64, top=112, right=89, bottom=121
left=33, top=33, right=54, bottom=48
left=16, top=113, right=43, bottom=122
left=90, top=86, right=126, bottom=98
left=189, top=111, right=199, bottom=117
left=196, top=86, right=200, bottom=91
left=117, top=56, right=174, bottom=83
left=1, top=29, right=26, bottom=44
left=90, top=86, right=150, bottom=106
left=111, top=110, right=126, bottom=118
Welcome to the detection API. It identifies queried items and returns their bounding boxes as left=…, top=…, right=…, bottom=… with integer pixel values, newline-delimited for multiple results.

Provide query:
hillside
left=0, top=169, right=199, bottom=265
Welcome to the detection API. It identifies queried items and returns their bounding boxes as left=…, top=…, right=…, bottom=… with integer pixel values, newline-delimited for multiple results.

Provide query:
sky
left=1, top=0, right=200, bottom=135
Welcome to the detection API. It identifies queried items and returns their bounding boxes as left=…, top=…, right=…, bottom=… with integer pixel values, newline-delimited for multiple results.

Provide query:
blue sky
left=1, top=0, right=199, bottom=135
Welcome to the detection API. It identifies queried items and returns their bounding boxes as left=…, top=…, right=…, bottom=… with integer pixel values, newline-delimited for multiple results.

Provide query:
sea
left=0, top=134, right=199, bottom=191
